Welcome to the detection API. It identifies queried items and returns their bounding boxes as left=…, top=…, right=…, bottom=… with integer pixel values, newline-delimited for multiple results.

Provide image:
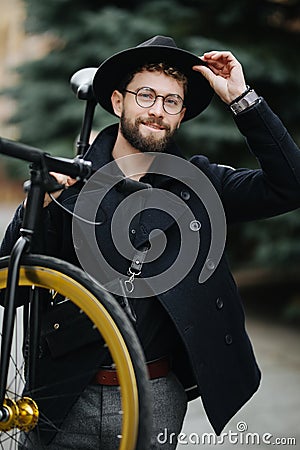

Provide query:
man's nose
left=148, top=96, right=165, bottom=116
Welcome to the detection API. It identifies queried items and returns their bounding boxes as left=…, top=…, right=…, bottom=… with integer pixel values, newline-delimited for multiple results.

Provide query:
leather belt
left=92, top=356, right=170, bottom=386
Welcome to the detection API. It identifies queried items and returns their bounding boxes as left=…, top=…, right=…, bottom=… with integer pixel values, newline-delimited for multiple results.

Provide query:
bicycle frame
left=0, top=139, right=151, bottom=426
left=0, top=171, right=61, bottom=423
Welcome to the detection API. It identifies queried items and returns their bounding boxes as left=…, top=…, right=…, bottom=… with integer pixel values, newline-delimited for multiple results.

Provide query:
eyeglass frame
left=123, top=86, right=185, bottom=115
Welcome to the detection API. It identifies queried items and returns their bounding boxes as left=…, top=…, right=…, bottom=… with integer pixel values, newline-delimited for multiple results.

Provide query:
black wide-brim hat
left=93, top=35, right=214, bottom=122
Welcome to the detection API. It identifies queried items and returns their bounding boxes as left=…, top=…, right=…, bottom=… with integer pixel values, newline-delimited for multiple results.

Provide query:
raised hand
left=193, top=51, right=247, bottom=104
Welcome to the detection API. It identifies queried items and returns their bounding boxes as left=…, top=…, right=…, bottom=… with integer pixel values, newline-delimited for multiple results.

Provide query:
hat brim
left=92, top=45, right=214, bottom=122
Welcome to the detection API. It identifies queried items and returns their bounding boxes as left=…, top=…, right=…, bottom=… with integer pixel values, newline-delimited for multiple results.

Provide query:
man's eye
left=139, top=93, right=154, bottom=100
left=165, top=97, right=179, bottom=106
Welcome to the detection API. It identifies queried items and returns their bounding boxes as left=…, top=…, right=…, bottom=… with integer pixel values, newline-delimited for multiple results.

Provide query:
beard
left=120, top=112, right=176, bottom=153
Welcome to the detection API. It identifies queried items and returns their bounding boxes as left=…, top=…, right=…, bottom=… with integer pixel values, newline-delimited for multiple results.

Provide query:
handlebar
left=0, top=137, right=153, bottom=193
left=0, top=137, right=92, bottom=180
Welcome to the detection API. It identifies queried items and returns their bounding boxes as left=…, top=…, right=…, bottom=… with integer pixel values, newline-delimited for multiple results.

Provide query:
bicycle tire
left=0, top=254, right=152, bottom=449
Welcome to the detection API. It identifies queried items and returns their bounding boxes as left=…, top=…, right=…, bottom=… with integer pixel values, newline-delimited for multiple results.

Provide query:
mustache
left=137, top=117, right=171, bottom=131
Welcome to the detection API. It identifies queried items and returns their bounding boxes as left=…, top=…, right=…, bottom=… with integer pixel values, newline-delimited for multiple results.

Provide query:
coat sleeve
left=0, top=202, right=60, bottom=257
left=0, top=184, right=82, bottom=265
left=192, top=98, right=300, bottom=223
left=0, top=203, right=24, bottom=256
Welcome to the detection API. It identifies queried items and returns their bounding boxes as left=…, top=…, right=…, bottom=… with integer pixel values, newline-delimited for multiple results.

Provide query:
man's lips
left=141, top=121, right=166, bottom=131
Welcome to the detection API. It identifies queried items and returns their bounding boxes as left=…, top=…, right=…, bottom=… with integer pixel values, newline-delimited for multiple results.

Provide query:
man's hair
left=117, top=62, right=188, bottom=95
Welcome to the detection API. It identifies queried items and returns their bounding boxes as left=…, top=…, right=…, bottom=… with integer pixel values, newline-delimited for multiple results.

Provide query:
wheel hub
left=0, top=397, right=39, bottom=432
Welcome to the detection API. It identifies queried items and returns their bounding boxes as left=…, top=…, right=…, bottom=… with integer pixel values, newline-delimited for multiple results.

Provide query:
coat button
left=180, top=190, right=190, bottom=201
left=216, top=297, right=224, bottom=309
left=189, top=220, right=201, bottom=231
left=131, top=229, right=136, bottom=235
left=53, top=323, right=60, bottom=330
left=225, top=334, right=233, bottom=345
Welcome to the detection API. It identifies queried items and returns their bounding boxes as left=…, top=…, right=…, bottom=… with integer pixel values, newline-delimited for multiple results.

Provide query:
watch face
left=230, top=90, right=259, bottom=114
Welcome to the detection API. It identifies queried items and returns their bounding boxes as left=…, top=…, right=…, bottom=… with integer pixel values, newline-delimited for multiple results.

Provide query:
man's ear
left=111, top=90, right=123, bottom=118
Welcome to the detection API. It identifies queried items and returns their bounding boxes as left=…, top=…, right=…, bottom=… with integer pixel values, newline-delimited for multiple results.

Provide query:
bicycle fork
left=0, top=236, right=28, bottom=421
left=0, top=164, right=46, bottom=429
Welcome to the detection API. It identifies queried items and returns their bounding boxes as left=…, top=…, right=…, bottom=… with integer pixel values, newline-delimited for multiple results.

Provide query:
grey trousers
left=22, top=372, right=188, bottom=449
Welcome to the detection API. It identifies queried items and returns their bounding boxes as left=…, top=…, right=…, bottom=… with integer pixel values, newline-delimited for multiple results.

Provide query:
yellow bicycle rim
left=0, top=264, right=139, bottom=450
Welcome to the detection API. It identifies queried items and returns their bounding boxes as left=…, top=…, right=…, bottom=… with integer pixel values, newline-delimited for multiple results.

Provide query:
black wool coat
left=1, top=98, right=300, bottom=441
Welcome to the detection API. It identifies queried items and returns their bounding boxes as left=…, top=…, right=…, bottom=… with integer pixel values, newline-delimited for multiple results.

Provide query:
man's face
left=119, top=71, right=186, bottom=153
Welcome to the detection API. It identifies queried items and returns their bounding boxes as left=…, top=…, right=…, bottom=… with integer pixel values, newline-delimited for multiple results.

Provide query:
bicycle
left=0, top=70, right=152, bottom=449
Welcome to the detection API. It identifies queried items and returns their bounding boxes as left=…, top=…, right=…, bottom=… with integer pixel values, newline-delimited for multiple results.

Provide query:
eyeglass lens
left=134, top=87, right=184, bottom=114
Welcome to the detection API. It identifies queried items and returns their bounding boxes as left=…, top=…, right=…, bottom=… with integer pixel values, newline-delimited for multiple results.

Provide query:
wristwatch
left=230, top=89, right=260, bottom=115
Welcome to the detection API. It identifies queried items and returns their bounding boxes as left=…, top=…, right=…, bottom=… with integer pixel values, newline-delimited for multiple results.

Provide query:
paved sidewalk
left=177, top=316, right=300, bottom=449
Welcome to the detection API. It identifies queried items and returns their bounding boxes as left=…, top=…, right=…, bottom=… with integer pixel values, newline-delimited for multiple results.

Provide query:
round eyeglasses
left=124, top=87, right=184, bottom=115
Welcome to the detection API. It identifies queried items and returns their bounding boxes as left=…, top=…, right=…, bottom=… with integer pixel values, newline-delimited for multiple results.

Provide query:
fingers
left=193, top=51, right=237, bottom=78
left=43, top=172, right=69, bottom=208
left=192, top=64, right=217, bottom=88
left=25, top=173, right=77, bottom=209
left=66, top=177, right=77, bottom=187
left=199, top=51, right=241, bottom=73
left=194, top=63, right=229, bottom=79
left=49, top=172, right=77, bottom=188
left=49, top=171, right=69, bottom=186
left=201, top=50, right=239, bottom=63
left=193, top=50, right=247, bottom=104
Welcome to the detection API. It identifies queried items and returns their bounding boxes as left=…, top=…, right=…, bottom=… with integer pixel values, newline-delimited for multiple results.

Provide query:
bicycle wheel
left=0, top=254, right=151, bottom=449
